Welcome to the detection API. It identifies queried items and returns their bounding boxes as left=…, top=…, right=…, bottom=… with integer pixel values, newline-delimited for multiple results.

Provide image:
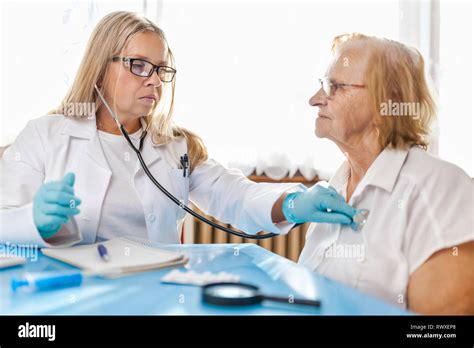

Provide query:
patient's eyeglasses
left=112, top=56, right=177, bottom=82
left=318, top=77, right=365, bottom=97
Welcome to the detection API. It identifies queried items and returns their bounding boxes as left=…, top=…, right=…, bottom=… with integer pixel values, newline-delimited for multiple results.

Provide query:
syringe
left=11, top=269, right=118, bottom=292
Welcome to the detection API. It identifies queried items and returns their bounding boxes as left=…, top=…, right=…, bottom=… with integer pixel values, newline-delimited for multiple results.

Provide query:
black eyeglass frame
left=112, top=56, right=177, bottom=82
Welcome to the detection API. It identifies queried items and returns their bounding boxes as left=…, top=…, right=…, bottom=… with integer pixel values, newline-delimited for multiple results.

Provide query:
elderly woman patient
left=298, top=33, right=474, bottom=314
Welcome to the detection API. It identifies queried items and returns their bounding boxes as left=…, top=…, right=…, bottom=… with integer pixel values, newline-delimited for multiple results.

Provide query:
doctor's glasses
left=112, top=56, right=177, bottom=82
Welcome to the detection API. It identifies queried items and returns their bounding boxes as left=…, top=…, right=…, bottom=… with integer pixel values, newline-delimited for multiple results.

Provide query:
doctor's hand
left=33, top=172, right=81, bottom=239
left=282, top=184, right=356, bottom=225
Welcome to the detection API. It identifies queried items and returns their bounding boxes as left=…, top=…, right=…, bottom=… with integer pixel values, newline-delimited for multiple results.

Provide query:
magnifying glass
left=202, top=282, right=321, bottom=307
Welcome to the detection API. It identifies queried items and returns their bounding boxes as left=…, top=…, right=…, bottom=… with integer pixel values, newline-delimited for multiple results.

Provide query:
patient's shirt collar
left=329, top=147, right=410, bottom=202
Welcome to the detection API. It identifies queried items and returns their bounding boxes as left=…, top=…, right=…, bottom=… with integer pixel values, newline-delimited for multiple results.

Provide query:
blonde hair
left=331, top=33, right=436, bottom=150
left=50, top=11, right=207, bottom=173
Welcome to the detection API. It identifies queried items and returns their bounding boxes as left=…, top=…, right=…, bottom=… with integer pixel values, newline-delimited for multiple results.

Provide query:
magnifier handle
left=263, top=295, right=321, bottom=307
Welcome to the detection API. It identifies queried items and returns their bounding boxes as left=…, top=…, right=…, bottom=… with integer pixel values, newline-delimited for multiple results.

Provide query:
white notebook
left=0, top=255, right=27, bottom=269
left=41, top=237, right=187, bottom=277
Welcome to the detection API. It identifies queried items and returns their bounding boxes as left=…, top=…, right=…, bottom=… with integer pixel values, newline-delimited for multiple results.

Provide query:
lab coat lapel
left=78, top=134, right=112, bottom=244
left=85, top=131, right=111, bottom=171
left=59, top=114, right=112, bottom=171
left=60, top=116, right=112, bottom=244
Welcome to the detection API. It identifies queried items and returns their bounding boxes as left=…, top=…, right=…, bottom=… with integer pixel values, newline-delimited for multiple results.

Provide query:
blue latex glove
left=33, top=173, right=81, bottom=239
left=282, top=184, right=356, bottom=225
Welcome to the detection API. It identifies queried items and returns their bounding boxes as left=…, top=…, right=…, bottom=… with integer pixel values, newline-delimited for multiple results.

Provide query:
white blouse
left=96, top=128, right=147, bottom=241
left=298, top=146, right=474, bottom=308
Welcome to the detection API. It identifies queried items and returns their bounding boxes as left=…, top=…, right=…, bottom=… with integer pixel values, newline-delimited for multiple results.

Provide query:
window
left=438, top=1, right=472, bottom=176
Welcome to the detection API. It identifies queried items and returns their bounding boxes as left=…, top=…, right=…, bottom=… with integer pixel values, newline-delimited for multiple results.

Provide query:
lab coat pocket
left=168, top=168, right=190, bottom=220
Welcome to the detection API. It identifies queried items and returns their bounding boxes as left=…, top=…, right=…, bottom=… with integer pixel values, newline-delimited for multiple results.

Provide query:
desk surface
left=0, top=243, right=409, bottom=315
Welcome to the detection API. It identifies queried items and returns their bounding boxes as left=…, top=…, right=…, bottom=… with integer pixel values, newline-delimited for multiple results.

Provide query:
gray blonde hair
left=332, top=33, right=436, bottom=150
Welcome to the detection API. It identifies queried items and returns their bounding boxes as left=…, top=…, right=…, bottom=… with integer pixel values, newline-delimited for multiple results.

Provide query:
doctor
left=0, top=11, right=358, bottom=248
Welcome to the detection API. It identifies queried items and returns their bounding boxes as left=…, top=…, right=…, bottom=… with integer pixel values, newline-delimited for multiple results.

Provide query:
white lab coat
left=0, top=115, right=303, bottom=248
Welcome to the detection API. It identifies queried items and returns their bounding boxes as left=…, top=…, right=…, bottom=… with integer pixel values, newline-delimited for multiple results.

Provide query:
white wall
left=155, top=0, right=400, bottom=173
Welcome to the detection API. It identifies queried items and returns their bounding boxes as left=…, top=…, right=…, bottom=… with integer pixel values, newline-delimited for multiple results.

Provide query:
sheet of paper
left=0, top=255, right=27, bottom=269
left=42, top=237, right=185, bottom=274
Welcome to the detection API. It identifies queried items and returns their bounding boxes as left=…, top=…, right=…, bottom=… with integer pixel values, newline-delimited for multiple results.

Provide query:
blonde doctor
left=0, top=12, right=358, bottom=248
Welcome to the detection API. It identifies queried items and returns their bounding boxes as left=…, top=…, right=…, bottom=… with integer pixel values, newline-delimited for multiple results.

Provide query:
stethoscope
left=94, top=85, right=301, bottom=240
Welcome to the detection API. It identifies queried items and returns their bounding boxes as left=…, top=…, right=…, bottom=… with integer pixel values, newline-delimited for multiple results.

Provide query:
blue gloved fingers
left=313, top=185, right=344, bottom=201
left=350, top=221, right=359, bottom=231
left=327, top=190, right=346, bottom=202
left=321, top=186, right=347, bottom=202
left=319, top=195, right=357, bottom=218
left=63, top=172, right=75, bottom=187
left=284, top=185, right=356, bottom=225
left=39, top=214, right=69, bottom=226
left=42, top=191, right=81, bottom=207
left=33, top=173, right=79, bottom=239
left=311, top=211, right=352, bottom=225
left=42, top=181, right=75, bottom=196
left=39, top=203, right=80, bottom=217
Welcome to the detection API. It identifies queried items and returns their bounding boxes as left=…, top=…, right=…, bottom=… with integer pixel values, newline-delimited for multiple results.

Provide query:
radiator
left=182, top=204, right=311, bottom=262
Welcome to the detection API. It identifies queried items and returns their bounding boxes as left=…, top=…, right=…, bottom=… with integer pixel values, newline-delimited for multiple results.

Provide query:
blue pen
left=97, top=244, right=110, bottom=262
